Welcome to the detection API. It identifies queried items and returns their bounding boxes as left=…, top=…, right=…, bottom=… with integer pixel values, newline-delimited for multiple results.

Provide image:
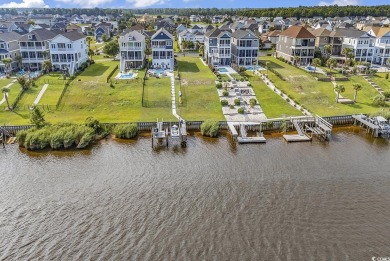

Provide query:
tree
left=2, top=58, right=12, bottom=75
left=17, top=76, right=31, bottom=90
left=102, top=33, right=107, bottom=42
left=86, top=36, right=93, bottom=60
left=2, top=87, right=11, bottom=110
left=103, top=40, right=119, bottom=59
left=373, top=94, right=386, bottom=106
left=41, top=50, right=50, bottom=60
left=30, top=106, right=46, bottom=128
left=42, top=60, right=52, bottom=74
left=293, top=55, right=301, bottom=66
left=352, top=83, right=362, bottom=103
left=312, top=58, right=321, bottom=73
left=199, top=45, right=204, bottom=57
left=15, top=54, right=22, bottom=66
left=324, top=44, right=332, bottom=59
left=326, top=58, right=337, bottom=75
left=341, top=47, right=353, bottom=73
left=334, top=84, right=345, bottom=103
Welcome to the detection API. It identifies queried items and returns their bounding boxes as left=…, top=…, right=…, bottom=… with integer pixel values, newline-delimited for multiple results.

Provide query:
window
left=51, top=44, right=55, bottom=49
left=166, top=41, right=172, bottom=46
left=67, top=44, right=72, bottom=48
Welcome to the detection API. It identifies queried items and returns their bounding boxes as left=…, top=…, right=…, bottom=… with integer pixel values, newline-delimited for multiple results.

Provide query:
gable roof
left=121, top=30, right=145, bottom=41
left=151, top=28, right=173, bottom=40
left=311, top=27, right=331, bottom=37
left=59, top=31, right=86, bottom=41
left=231, top=29, right=257, bottom=39
left=18, top=29, right=57, bottom=41
left=0, top=32, right=22, bottom=42
left=205, top=27, right=232, bottom=38
left=279, top=25, right=314, bottom=39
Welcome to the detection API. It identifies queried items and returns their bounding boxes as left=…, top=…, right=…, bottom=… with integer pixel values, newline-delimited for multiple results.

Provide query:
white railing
left=20, top=46, right=46, bottom=50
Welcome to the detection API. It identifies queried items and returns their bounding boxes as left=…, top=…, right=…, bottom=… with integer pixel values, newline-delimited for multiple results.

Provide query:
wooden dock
left=352, top=114, right=380, bottom=137
left=227, top=122, right=266, bottom=144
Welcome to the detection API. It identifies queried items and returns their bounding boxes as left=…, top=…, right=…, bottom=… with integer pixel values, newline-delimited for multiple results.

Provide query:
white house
left=49, top=31, right=88, bottom=75
left=151, top=28, right=174, bottom=70
left=341, top=29, right=375, bottom=62
left=367, top=27, right=390, bottom=65
left=231, top=29, right=259, bottom=66
left=204, top=28, right=232, bottom=66
left=119, top=31, right=146, bottom=71
left=0, top=32, right=22, bottom=74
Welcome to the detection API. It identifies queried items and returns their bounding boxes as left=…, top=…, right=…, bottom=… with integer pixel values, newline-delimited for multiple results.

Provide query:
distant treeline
left=1, top=5, right=390, bottom=19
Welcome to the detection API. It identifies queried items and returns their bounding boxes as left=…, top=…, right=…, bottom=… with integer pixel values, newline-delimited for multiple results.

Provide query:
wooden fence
left=0, top=115, right=357, bottom=136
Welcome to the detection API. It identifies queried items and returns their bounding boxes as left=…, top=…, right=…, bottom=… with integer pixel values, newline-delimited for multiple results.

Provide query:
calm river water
left=1, top=127, right=390, bottom=260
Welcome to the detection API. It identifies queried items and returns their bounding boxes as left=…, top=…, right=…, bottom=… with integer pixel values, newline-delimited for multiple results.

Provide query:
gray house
left=204, top=28, right=232, bottom=66
left=0, top=32, right=22, bottom=74
left=276, top=25, right=315, bottom=65
left=119, top=31, right=146, bottom=71
left=231, top=29, right=259, bottom=66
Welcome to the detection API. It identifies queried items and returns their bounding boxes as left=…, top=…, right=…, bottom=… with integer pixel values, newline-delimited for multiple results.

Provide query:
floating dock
left=283, top=134, right=311, bottom=142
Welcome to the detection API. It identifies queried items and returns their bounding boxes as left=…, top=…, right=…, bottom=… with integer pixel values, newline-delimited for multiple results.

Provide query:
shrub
left=249, top=98, right=257, bottom=107
left=247, top=83, right=251, bottom=87
left=85, top=117, right=102, bottom=133
left=112, top=123, right=138, bottom=139
left=16, top=129, right=28, bottom=147
left=234, top=98, right=241, bottom=106
left=200, top=120, right=219, bottom=137
left=237, top=107, right=245, bottom=114
left=373, top=94, right=386, bottom=106
left=383, top=91, right=390, bottom=98
left=216, top=83, right=222, bottom=89
left=286, top=98, right=290, bottom=102
left=221, top=99, right=229, bottom=106
left=222, top=90, right=229, bottom=96
left=229, top=105, right=234, bottom=109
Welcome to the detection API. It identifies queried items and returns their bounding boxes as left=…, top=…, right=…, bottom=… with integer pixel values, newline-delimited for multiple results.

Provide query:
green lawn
left=176, top=56, right=224, bottom=121
left=259, top=57, right=385, bottom=116
left=36, top=73, right=67, bottom=106
left=244, top=73, right=302, bottom=118
left=337, top=76, right=379, bottom=104
left=371, top=72, right=390, bottom=92
left=0, top=79, right=21, bottom=110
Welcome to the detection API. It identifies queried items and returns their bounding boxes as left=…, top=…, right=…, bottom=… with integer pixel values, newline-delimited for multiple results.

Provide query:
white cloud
left=55, top=0, right=112, bottom=8
left=126, top=0, right=165, bottom=8
left=183, top=0, right=195, bottom=2
left=0, top=0, right=49, bottom=8
left=319, top=0, right=359, bottom=6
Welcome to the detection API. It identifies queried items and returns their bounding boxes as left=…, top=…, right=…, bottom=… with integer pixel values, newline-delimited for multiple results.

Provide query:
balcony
left=121, top=46, right=142, bottom=51
left=52, top=59, right=75, bottom=63
left=152, top=45, right=166, bottom=49
left=20, top=46, right=46, bottom=50
left=378, top=43, right=390, bottom=47
left=121, top=56, right=143, bottom=60
left=218, top=44, right=230, bottom=47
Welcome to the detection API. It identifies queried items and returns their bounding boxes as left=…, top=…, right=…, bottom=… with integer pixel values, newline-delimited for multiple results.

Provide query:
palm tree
left=326, top=58, right=337, bottom=76
left=199, top=45, right=204, bottom=57
left=15, top=54, right=22, bottom=68
left=293, top=55, right=301, bottom=66
left=2, top=58, right=12, bottom=75
left=324, top=44, right=332, bottom=59
left=1, top=87, right=11, bottom=110
left=312, top=58, right=321, bottom=73
left=353, top=83, right=363, bottom=103
left=341, top=47, right=353, bottom=73
left=334, top=84, right=345, bottom=103
left=42, top=60, right=52, bottom=74
left=17, top=76, right=30, bottom=90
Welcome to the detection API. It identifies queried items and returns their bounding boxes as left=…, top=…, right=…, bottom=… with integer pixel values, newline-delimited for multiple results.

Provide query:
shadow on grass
left=178, top=61, right=200, bottom=72
left=258, top=60, right=284, bottom=69
left=81, top=64, right=110, bottom=77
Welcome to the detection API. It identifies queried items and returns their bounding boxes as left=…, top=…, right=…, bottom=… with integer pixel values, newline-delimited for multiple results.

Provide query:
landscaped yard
left=244, top=73, right=302, bottom=118
left=176, top=56, right=224, bottom=121
left=0, top=78, right=21, bottom=110
left=371, top=72, right=390, bottom=92
left=35, top=73, right=67, bottom=106
left=336, top=76, right=379, bottom=104
left=259, top=57, right=386, bottom=116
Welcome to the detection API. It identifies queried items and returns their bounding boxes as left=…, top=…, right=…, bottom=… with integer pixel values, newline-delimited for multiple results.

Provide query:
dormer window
left=28, top=34, right=33, bottom=40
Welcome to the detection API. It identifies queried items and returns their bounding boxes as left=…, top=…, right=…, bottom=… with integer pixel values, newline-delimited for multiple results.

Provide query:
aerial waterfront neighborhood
left=1, top=5, right=390, bottom=261
left=0, top=7, right=390, bottom=132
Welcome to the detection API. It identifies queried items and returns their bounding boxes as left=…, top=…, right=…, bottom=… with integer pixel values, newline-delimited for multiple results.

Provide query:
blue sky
left=0, top=0, right=388, bottom=9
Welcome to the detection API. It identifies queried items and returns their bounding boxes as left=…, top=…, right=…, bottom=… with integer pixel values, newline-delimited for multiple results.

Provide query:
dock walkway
left=352, top=114, right=380, bottom=137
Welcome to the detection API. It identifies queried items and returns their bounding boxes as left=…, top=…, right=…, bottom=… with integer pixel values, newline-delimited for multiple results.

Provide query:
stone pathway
left=255, top=71, right=312, bottom=116
left=32, top=84, right=49, bottom=106
left=0, top=80, right=16, bottom=105
left=170, top=75, right=180, bottom=120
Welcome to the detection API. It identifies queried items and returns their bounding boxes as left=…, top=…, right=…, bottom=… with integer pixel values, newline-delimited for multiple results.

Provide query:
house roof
left=231, top=29, right=257, bottom=39
left=279, top=25, right=314, bottom=39
left=59, top=31, right=86, bottom=41
left=205, top=27, right=231, bottom=38
left=129, top=24, right=144, bottom=31
left=121, top=30, right=145, bottom=41
left=311, top=27, right=331, bottom=37
left=0, top=32, right=22, bottom=42
left=336, top=28, right=367, bottom=38
left=369, top=27, right=390, bottom=37
left=267, top=30, right=281, bottom=37
left=151, top=28, right=173, bottom=40
left=19, top=29, right=57, bottom=41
